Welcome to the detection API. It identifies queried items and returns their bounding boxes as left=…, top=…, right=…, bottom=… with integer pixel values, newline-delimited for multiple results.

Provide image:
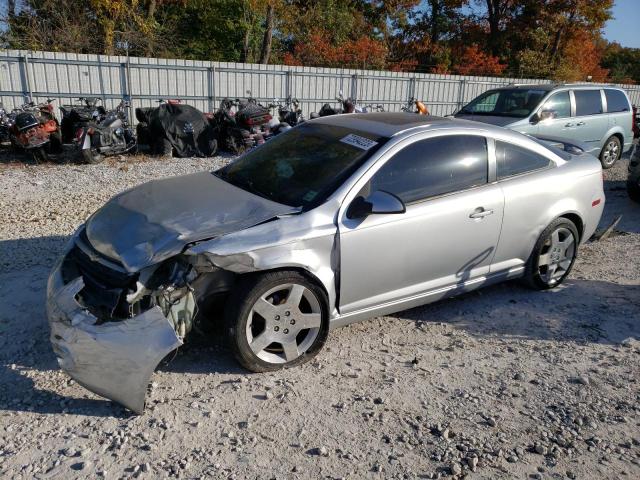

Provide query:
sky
left=604, top=0, right=640, bottom=48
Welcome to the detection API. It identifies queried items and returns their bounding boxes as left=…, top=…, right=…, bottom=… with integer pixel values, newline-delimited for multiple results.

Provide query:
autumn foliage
left=454, top=44, right=506, bottom=76
left=283, top=32, right=387, bottom=70
left=2, top=0, right=637, bottom=83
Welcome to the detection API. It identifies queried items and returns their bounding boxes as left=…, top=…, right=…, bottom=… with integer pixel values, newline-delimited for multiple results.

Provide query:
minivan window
left=574, top=90, right=603, bottom=116
left=460, top=89, right=547, bottom=118
left=540, top=91, right=571, bottom=118
left=604, top=89, right=630, bottom=113
left=496, top=141, right=551, bottom=180
left=370, top=135, right=488, bottom=203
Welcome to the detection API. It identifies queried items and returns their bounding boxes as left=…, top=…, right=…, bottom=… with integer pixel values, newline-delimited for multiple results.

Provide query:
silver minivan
left=455, top=84, right=633, bottom=168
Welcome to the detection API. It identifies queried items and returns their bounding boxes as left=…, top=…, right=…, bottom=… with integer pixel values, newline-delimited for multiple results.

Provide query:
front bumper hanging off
left=46, top=259, right=182, bottom=414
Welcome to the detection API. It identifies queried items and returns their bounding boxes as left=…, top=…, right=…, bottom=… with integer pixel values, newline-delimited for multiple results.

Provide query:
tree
left=258, top=3, right=275, bottom=64
left=601, top=43, right=640, bottom=84
left=454, top=43, right=506, bottom=75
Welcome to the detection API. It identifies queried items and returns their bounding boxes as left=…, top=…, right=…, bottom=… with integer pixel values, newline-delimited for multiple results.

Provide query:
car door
left=535, top=90, right=575, bottom=138
left=338, top=133, right=504, bottom=315
left=571, top=89, right=609, bottom=154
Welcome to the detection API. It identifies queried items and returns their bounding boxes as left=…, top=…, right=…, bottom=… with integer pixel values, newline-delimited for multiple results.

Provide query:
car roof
left=311, top=112, right=515, bottom=138
left=492, top=83, right=625, bottom=92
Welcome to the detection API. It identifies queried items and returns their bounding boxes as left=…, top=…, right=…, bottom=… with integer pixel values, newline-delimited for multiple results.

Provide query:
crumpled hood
left=85, top=172, right=296, bottom=272
left=454, top=114, right=519, bottom=127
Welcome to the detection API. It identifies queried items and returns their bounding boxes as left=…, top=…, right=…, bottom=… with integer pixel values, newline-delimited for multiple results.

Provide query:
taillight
left=592, top=199, right=601, bottom=207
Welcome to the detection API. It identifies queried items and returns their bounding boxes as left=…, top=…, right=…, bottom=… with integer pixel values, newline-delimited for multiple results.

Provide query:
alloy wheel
left=245, top=283, right=322, bottom=364
left=537, top=227, right=576, bottom=286
left=601, top=140, right=620, bottom=167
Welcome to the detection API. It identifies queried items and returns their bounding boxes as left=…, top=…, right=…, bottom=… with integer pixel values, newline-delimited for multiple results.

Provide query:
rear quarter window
left=604, top=89, right=630, bottom=113
left=496, top=141, right=552, bottom=180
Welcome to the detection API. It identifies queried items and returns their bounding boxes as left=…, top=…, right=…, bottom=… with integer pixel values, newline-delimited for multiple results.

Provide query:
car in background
left=47, top=113, right=605, bottom=413
left=628, top=145, right=640, bottom=203
left=455, top=84, right=633, bottom=169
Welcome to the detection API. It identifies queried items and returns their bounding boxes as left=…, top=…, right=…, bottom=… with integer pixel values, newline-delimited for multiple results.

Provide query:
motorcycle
left=274, top=96, right=305, bottom=127
left=77, top=100, right=136, bottom=164
left=60, top=97, right=106, bottom=144
left=311, top=91, right=355, bottom=118
left=311, top=91, right=382, bottom=117
left=9, top=99, right=62, bottom=163
left=401, top=97, right=429, bottom=115
left=0, top=103, right=14, bottom=144
left=214, top=92, right=272, bottom=154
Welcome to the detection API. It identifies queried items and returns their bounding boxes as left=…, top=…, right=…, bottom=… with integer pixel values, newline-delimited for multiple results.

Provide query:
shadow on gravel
left=601, top=178, right=640, bottom=234
left=0, top=235, right=71, bottom=275
left=399, top=278, right=640, bottom=345
left=1, top=234, right=638, bottom=418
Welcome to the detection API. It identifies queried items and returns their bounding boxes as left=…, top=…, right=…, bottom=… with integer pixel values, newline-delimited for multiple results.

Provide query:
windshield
left=216, top=123, right=386, bottom=209
left=460, top=88, right=548, bottom=118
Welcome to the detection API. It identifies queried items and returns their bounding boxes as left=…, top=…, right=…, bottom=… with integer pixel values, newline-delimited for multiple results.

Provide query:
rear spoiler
left=532, top=135, right=588, bottom=155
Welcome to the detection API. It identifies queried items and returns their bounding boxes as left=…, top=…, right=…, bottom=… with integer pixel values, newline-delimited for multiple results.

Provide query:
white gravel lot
left=0, top=150, right=638, bottom=480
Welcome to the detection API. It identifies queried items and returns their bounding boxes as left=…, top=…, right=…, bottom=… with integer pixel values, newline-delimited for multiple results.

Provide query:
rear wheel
left=523, top=218, right=579, bottom=290
left=225, top=271, right=329, bottom=372
left=31, top=147, right=48, bottom=163
left=599, top=136, right=621, bottom=169
left=628, top=178, right=640, bottom=203
left=81, top=148, right=104, bottom=164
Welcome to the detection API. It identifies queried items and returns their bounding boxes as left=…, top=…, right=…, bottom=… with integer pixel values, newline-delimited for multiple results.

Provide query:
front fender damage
left=47, top=274, right=182, bottom=414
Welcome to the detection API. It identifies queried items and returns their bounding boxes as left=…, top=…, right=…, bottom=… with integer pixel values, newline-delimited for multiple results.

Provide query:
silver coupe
left=47, top=113, right=605, bottom=412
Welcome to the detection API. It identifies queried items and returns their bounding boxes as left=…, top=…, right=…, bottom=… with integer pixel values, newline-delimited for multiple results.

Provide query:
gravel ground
left=0, top=150, right=639, bottom=480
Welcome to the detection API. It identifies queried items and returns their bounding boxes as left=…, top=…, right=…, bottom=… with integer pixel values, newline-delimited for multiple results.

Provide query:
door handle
left=469, top=207, right=494, bottom=219
left=576, top=121, right=585, bottom=126
left=564, top=123, right=575, bottom=127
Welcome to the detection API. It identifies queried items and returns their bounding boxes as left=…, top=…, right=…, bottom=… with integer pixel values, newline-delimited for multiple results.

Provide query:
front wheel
left=600, top=136, right=621, bottom=169
left=225, top=271, right=329, bottom=372
left=523, top=218, right=579, bottom=290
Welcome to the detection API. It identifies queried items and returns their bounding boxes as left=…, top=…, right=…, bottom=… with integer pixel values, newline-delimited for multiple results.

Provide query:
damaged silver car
left=47, top=113, right=605, bottom=413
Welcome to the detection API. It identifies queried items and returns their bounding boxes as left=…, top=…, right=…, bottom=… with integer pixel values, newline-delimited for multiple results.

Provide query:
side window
left=370, top=135, right=488, bottom=204
left=496, top=141, right=551, bottom=180
left=473, top=92, right=499, bottom=113
left=574, top=90, right=603, bottom=116
left=604, top=89, right=630, bottom=113
left=541, top=91, right=571, bottom=118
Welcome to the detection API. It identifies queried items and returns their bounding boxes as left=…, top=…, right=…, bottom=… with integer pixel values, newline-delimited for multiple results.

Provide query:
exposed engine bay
left=62, top=229, right=237, bottom=340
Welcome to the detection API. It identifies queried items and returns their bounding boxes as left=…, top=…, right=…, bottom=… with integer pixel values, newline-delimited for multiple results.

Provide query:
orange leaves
left=454, top=44, right=506, bottom=76
left=283, top=31, right=388, bottom=70
left=554, top=30, right=609, bottom=82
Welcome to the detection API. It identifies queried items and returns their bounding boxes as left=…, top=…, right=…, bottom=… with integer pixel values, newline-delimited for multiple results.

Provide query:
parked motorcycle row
left=0, top=91, right=427, bottom=163
left=0, top=99, right=62, bottom=162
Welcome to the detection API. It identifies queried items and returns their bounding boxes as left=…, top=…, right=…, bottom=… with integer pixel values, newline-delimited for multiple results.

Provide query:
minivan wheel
left=225, top=271, right=329, bottom=372
left=600, top=136, right=621, bottom=169
left=523, top=218, right=579, bottom=290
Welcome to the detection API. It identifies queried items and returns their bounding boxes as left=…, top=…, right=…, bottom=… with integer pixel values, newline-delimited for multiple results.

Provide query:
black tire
left=599, top=135, right=621, bottom=169
left=628, top=179, right=640, bottom=203
left=81, top=148, right=104, bottom=164
left=224, top=271, right=330, bottom=373
left=523, top=217, right=579, bottom=290
left=159, top=138, right=173, bottom=157
left=31, top=147, right=48, bottom=163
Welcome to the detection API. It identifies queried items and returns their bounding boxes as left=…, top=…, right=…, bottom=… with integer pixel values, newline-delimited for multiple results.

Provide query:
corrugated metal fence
left=1, top=49, right=639, bottom=122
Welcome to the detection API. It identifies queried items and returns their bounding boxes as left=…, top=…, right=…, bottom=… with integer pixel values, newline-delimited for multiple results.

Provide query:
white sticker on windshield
left=340, top=134, right=378, bottom=150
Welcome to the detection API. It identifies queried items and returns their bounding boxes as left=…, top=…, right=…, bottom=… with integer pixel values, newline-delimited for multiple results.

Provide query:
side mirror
left=533, top=110, right=556, bottom=124
left=347, top=190, right=406, bottom=219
